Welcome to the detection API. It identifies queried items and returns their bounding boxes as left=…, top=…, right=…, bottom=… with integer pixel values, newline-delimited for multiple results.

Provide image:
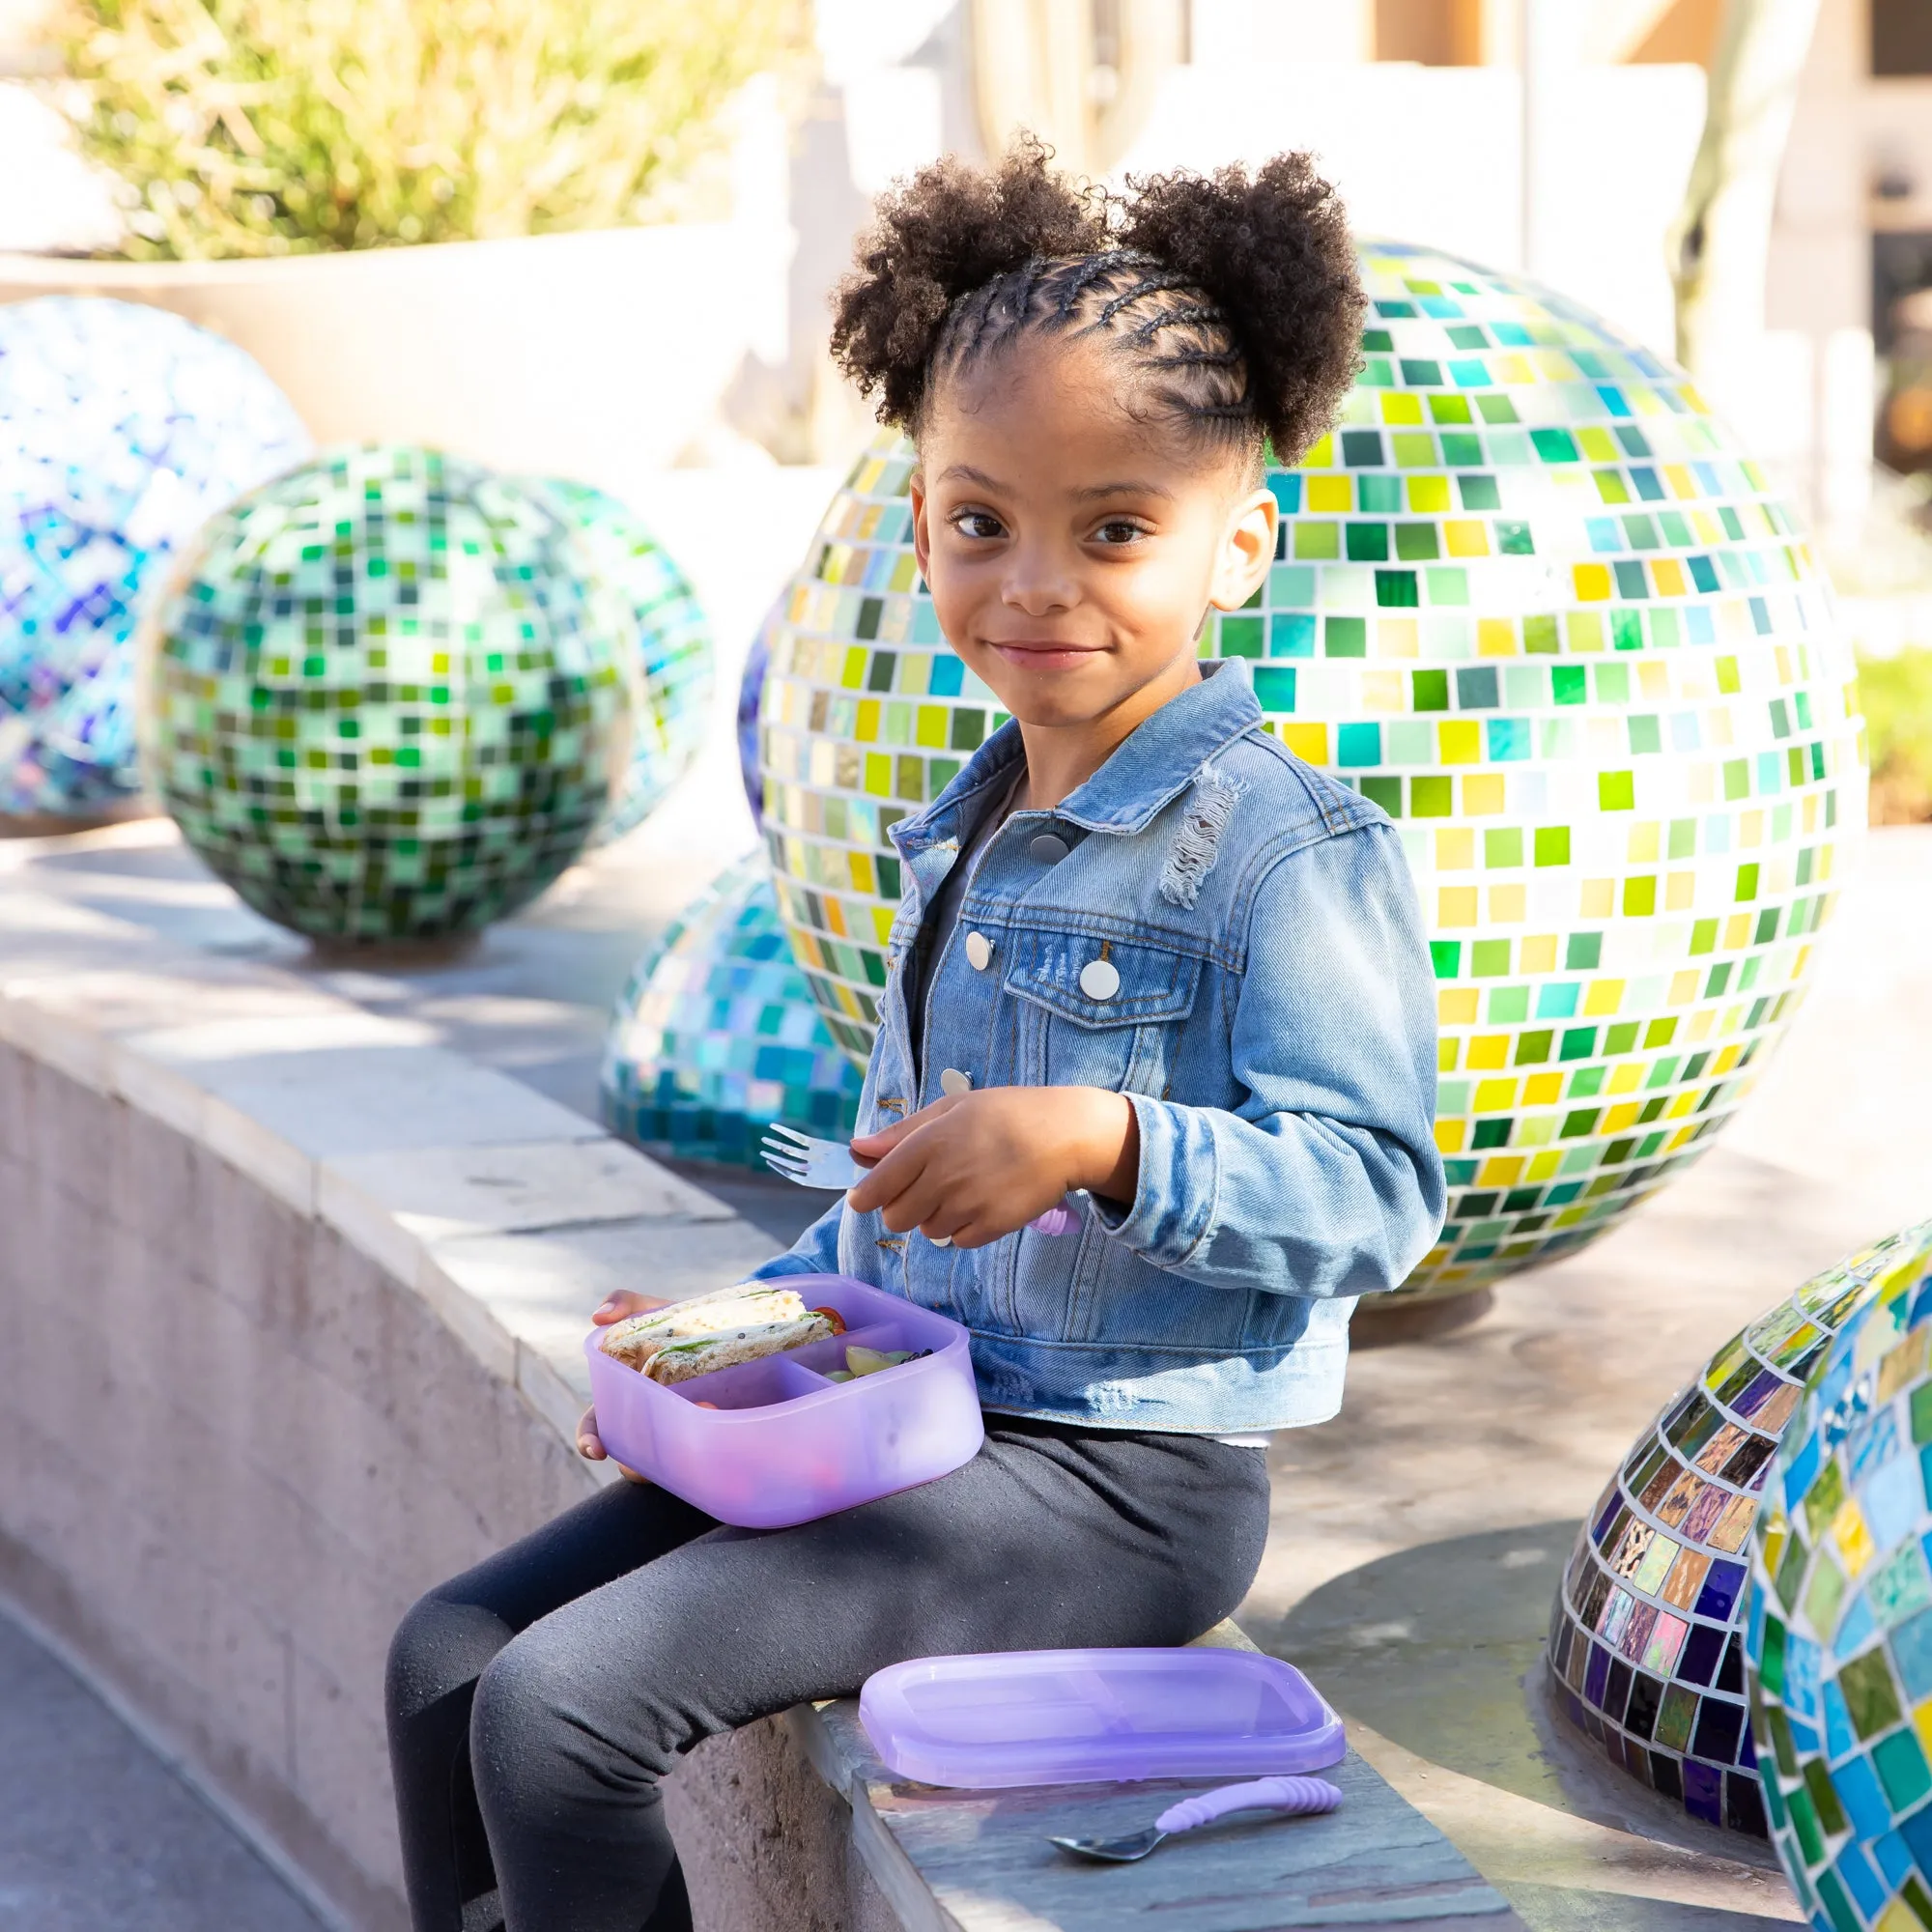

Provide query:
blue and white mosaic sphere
left=1552, top=1227, right=1928, bottom=1833
left=534, top=480, right=714, bottom=841
left=0, top=297, right=311, bottom=818
left=738, top=598, right=780, bottom=831
left=601, top=855, right=863, bottom=1168
left=1747, top=1220, right=1932, bottom=1927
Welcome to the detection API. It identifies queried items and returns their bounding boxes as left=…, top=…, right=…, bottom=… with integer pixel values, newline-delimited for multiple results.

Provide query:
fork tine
left=759, top=1144, right=810, bottom=1179
left=764, top=1122, right=815, bottom=1150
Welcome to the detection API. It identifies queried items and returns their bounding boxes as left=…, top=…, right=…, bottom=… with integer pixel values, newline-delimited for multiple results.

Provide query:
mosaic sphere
left=600, top=855, right=863, bottom=1167
left=0, top=296, right=312, bottom=818
left=142, top=445, right=636, bottom=944
left=533, top=479, right=714, bottom=841
left=1747, top=1221, right=1932, bottom=1927
left=754, top=242, right=1866, bottom=1301
left=738, top=599, right=779, bottom=830
left=1549, top=1228, right=1932, bottom=1834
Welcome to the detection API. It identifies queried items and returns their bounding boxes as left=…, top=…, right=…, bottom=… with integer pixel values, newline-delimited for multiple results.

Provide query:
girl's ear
left=910, top=469, right=931, bottom=579
left=1208, top=484, right=1278, bottom=612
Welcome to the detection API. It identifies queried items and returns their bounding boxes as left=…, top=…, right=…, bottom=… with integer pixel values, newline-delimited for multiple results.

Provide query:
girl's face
left=909, top=334, right=1278, bottom=738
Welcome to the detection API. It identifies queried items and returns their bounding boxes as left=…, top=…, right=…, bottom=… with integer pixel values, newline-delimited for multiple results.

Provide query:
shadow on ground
left=1250, top=1523, right=1799, bottom=1932
left=0, top=1605, right=323, bottom=1932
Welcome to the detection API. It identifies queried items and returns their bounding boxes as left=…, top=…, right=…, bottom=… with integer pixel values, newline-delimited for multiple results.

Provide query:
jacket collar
left=892, top=659, right=1261, bottom=857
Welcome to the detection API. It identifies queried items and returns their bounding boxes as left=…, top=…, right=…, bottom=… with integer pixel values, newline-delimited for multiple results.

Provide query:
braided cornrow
left=830, top=138, right=1364, bottom=468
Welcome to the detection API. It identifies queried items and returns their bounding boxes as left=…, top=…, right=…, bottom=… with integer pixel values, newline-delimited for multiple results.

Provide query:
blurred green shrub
left=1859, top=646, right=1932, bottom=824
left=51, top=0, right=806, bottom=259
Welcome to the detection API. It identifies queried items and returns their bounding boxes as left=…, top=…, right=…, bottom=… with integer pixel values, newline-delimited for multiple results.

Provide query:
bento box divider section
left=666, top=1352, right=836, bottom=1409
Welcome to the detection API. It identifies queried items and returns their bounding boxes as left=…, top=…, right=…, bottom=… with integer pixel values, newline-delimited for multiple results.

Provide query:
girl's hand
left=576, top=1291, right=669, bottom=1484
left=845, top=1087, right=1138, bottom=1247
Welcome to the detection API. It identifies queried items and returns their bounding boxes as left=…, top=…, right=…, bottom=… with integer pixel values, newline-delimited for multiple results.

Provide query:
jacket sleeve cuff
left=750, top=1252, right=821, bottom=1279
left=748, top=1199, right=844, bottom=1280
left=1086, top=1091, right=1219, bottom=1269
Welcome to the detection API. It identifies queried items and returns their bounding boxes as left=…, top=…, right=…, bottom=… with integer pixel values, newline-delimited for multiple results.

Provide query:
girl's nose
left=1002, top=545, right=1079, bottom=616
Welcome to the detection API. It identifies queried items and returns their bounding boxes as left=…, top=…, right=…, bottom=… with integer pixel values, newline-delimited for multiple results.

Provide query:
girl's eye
left=951, top=510, right=1006, bottom=541
left=1093, top=519, right=1149, bottom=547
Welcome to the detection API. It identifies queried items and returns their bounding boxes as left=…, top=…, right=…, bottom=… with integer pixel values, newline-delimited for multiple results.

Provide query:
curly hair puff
left=830, top=137, right=1364, bottom=469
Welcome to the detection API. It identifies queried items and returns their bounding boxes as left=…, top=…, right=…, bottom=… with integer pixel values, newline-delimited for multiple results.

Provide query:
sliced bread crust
left=642, top=1313, right=840, bottom=1384
left=600, top=1284, right=841, bottom=1381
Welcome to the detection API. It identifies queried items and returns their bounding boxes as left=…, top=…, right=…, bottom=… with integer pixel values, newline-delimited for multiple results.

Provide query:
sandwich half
left=601, top=1283, right=844, bottom=1385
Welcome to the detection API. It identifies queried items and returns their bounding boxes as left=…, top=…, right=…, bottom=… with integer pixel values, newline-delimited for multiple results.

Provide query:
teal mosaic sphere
left=755, top=241, right=1867, bottom=1301
left=1551, top=1231, right=1922, bottom=1835
left=142, top=445, right=637, bottom=944
left=1747, top=1221, right=1932, bottom=1930
left=534, top=479, right=714, bottom=841
left=600, top=855, right=863, bottom=1167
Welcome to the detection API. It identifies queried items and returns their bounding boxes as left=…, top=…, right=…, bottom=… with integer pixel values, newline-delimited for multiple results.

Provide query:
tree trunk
left=1667, top=0, right=1822, bottom=383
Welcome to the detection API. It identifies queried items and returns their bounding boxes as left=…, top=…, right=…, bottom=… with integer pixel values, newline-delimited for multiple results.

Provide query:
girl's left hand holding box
left=576, top=1291, right=668, bottom=1483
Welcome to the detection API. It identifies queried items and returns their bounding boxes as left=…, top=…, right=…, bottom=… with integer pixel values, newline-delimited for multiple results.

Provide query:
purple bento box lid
left=858, top=1647, right=1346, bottom=1789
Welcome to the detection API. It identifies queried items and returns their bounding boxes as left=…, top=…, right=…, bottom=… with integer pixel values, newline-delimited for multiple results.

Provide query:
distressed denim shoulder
left=755, top=659, right=1446, bottom=1434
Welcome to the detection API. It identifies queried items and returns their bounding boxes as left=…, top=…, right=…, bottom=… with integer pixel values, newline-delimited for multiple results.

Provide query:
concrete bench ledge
left=0, top=868, right=1519, bottom=1931
left=0, top=880, right=777, bottom=1442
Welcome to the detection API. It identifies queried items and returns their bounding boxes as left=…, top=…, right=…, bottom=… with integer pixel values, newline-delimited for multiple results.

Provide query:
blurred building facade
left=789, top=0, right=1932, bottom=549
left=5, top=0, right=1929, bottom=549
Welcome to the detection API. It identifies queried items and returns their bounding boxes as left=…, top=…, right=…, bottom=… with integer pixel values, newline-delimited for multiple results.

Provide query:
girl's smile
left=984, top=640, right=1106, bottom=669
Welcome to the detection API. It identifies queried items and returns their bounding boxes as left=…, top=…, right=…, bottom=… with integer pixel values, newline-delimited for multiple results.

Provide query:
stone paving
left=0, top=1605, right=326, bottom=1930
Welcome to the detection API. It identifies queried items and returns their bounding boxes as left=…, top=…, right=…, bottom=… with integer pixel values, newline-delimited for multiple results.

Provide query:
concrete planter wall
left=0, top=222, right=790, bottom=487
left=0, top=870, right=868, bottom=1930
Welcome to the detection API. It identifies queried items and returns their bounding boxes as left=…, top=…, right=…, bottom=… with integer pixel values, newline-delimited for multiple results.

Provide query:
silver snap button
left=964, top=930, right=993, bottom=971
left=1079, top=958, right=1122, bottom=1002
left=940, top=1066, right=973, bottom=1097
left=1029, top=834, right=1069, bottom=863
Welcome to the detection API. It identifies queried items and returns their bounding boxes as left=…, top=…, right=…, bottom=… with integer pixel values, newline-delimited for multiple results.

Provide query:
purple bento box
left=583, top=1275, right=984, bottom=1528
left=859, top=1648, right=1346, bottom=1788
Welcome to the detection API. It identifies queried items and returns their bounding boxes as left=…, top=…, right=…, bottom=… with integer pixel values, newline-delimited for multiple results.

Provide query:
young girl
left=386, top=139, right=1444, bottom=1932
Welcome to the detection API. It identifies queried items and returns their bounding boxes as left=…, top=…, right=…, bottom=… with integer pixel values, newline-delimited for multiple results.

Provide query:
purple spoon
left=1048, top=1775, right=1343, bottom=1863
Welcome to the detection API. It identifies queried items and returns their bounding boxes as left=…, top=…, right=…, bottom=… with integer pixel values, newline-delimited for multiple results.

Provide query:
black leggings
left=385, top=1413, right=1270, bottom=1932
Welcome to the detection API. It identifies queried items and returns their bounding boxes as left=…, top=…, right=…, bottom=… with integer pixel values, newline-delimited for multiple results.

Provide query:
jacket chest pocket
left=1001, top=931, right=1202, bottom=1096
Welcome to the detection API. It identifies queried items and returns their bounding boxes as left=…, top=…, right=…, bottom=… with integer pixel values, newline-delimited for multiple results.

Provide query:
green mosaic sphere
left=1747, top=1221, right=1932, bottom=1929
left=534, top=479, right=714, bottom=843
left=755, top=241, right=1867, bottom=1301
left=143, top=445, right=637, bottom=944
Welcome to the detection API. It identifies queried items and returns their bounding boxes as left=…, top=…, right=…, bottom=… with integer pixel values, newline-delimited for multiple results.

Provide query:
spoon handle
left=1027, top=1199, right=1079, bottom=1236
left=1153, top=1775, right=1343, bottom=1835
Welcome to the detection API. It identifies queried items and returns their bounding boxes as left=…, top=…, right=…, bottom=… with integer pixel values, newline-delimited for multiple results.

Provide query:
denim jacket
left=754, top=659, right=1445, bottom=1433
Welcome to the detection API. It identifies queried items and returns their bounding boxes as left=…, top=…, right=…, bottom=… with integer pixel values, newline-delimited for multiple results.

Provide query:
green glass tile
left=1837, top=1647, right=1900, bottom=1738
